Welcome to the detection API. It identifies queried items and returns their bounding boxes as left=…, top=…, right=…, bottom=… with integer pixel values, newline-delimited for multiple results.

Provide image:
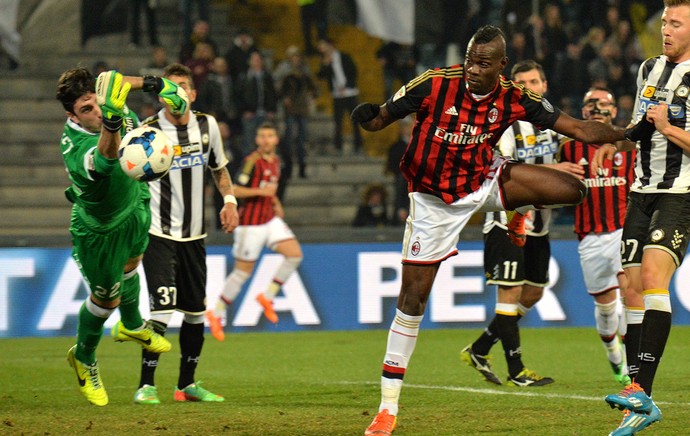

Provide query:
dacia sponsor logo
left=637, top=98, right=685, bottom=119
left=171, top=153, right=206, bottom=169
left=516, top=142, right=558, bottom=160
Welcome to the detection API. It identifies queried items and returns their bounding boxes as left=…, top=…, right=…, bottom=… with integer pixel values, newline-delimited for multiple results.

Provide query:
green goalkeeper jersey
left=60, top=116, right=150, bottom=230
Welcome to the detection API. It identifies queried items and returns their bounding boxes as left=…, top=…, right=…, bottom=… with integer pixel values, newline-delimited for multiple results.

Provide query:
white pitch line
left=334, top=380, right=690, bottom=407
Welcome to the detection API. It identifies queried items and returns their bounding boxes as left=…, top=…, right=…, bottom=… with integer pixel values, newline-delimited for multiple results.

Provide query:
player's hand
left=158, top=78, right=189, bottom=116
left=552, top=161, right=585, bottom=179
left=220, top=203, right=239, bottom=233
left=624, top=111, right=656, bottom=142
left=351, top=103, right=380, bottom=124
left=591, top=144, right=617, bottom=175
left=646, top=102, right=671, bottom=136
left=143, top=75, right=189, bottom=116
left=96, top=70, right=131, bottom=132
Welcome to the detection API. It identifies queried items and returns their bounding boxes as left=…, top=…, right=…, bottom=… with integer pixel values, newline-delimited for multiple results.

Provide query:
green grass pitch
left=1, top=326, right=689, bottom=435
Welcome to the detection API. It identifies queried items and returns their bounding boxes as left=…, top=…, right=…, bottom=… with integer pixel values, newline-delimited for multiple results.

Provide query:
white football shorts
left=578, top=228, right=624, bottom=295
left=232, top=216, right=296, bottom=261
left=401, top=156, right=509, bottom=264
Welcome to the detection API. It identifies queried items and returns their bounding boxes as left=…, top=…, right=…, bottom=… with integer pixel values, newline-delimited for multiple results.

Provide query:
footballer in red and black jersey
left=560, top=140, right=635, bottom=239
left=236, top=151, right=281, bottom=226
left=384, top=65, right=561, bottom=204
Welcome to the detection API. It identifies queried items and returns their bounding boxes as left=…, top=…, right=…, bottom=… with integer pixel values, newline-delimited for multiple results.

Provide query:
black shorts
left=622, top=191, right=690, bottom=267
left=483, top=226, right=550, bottom=287
left=143, top=234, right=207, bottom=315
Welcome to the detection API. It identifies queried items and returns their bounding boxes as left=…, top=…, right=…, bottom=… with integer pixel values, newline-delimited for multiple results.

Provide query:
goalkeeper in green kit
left=56, top=67, right=189, bottom=406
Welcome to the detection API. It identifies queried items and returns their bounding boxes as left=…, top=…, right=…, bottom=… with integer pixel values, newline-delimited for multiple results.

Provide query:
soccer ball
left=119, top=126, right=174, bottom=182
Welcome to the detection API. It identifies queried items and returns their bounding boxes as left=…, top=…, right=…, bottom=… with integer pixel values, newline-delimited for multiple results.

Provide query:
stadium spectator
left=317, top=38, right=363, bottom=154
left=559, top=87, right=634, bottom=388
left=179, top=19, right=217, bottom=65
left=140, top=45, right=170, bottom=77
left=352, top=184, right=389, bottom=227
left=134, top=63, right=238, bottom=405
left=179, top=0, right=210, bottom=42
left=0, top=0, right=20, bottom=70
left=376, top=41, right=418, bottom=100
left=298, top=0, right=328, bottom=55
left=225, top=28, right=258, bottom=81
left=276, top=46, right=317, bottom=179
left=207, top=122, right=303, bottom=339
left=461, top=60, right=581, bottom=388
left=196, top=56, right=239, bottom=126
left=184, top=40, right=215, bottom=90
left=236, top=51, right=278, bottom=156
left=352, top=25, right=631, bottom=435
left=594, top=2, right=690, bottom=433
left=56, top=67, right=182, bottom=405
left=385, top=116, right=413, bottom=225
left=128, top=0, right=160, bottom=48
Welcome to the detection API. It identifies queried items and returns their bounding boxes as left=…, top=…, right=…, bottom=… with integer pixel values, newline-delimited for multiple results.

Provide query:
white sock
left=215, top=269, right=250, bottom=316
left=595, top=300, right=622, bottom=364
left=379, top=309, right=423, bottom=416
left=265, top=256, right=302, bottom=299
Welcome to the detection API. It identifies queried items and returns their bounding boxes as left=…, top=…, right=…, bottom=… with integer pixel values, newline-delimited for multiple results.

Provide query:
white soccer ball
left=119, top=126, right=174, bottom=182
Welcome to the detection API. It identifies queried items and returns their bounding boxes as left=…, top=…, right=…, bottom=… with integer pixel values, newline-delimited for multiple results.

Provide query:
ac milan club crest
left=488, top=108, right=498, bottom=123
left=411, top=241, right=421, bottom=256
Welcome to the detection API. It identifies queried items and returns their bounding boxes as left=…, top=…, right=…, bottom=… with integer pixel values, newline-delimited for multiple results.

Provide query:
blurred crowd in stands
left=65, top=0, right=658, bottom=226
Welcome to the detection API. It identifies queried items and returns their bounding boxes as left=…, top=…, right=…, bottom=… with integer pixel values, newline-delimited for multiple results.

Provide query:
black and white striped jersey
left=483, top=120, right=561, bottom=236
left=145, top=110, right=228, bottom=241
left=632, top=56, right=690, bottom=193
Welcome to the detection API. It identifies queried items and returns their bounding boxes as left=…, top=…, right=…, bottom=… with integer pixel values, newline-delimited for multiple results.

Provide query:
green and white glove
left=96, top=70, right=131, bottom=132
left=143, top=75, right=189, bottom=116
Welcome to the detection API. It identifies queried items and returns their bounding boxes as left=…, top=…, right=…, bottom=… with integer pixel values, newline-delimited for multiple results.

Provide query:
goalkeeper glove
left=351, top=103, right=380, bottom=124
left=143, top=75, right=189, bottom=116
left=624, top=113, right=656, bottom=142
left=96, top=70, right=131, bottom=132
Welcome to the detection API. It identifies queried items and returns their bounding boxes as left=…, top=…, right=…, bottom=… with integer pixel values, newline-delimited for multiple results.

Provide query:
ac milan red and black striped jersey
left=559, top=140, right=635, bottom=239
left=236, top=151, right=280, bottom=226
left=385, top=65, right=561, bottom=204
left=145, top=110, right=228, bottom=241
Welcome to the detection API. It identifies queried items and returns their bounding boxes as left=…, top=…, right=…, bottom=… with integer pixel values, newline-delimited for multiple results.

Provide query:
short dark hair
left=585, top=86, right=617, bottom=104
left=163, top=63, right=194, bottom=88
left=472, top=25, right=506, bottom=46
left=257, top=121, right=278, bottom=133
left=56, top=67, right=95, bottom=113
left=511, top=60, right=545, bottom=81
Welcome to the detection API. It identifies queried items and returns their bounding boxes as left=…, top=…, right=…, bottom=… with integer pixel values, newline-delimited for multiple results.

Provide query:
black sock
left=472, top=317, right=501, bottom=355
left=139, top=320, right=167, bottom=387
left=495, top=314, right=523, bottom=378
left=635, top=310, right=672, bottom=395
left=178, top=321, right=204, bottom=389
left=624, top=322, right=642, bottom=380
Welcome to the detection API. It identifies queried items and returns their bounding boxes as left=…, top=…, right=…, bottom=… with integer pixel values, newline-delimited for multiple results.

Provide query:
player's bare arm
left=211, top=166, right=236, bottom=198
left=273, top=197, right=285, bottom=218
left=552, top=112, right=627, bottom=145
left=233, top=184, right=277, bottom=198
left=212, top=167, right=239, bottom=233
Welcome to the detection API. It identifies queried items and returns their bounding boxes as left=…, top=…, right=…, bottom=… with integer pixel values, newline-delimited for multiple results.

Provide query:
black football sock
left=495, top=314, right=523, bottom=378
left=635, top=310, right=672, bottom=395
left=178, top=321, right=204, bottom=389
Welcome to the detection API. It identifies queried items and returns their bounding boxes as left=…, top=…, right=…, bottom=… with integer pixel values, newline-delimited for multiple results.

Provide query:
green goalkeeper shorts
left=70, top=200, right=151, bottom=302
